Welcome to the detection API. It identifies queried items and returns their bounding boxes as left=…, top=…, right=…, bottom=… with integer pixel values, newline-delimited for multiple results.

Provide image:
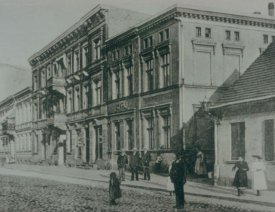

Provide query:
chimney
left=268, top=2, right=274, bottom=16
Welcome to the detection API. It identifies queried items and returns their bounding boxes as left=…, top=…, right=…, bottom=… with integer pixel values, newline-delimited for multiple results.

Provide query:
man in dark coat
left=129, top=147, right=140, bottom=181
left=142, top=147, right=151, bottom=180
left=170, top=151, right=186, bottom=210
left=117, top=149, right=128, bottom=181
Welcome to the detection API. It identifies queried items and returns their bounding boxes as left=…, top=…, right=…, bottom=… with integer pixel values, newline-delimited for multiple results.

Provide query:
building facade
left=0, top=87, right=32, bottom=162
left=28, top=4, right=148, bottom=166
left=28, top=3, right=275, bottom=167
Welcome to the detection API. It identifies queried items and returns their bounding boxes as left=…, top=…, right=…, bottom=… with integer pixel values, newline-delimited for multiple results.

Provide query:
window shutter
left=264, top=119, right=274, bottom=161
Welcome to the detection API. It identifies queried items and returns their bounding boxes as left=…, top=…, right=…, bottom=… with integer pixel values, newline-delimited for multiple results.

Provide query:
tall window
left=162, top=115, right=171, bottom=148
left=82, top=84, right=89, bottom=110
left=205, top=28, right=211, bottom=38
left=66, top=54, right=72, bottom=75
left=93, top=39, right=101, bottom=61
left=115, top=122, right=121, bottom=150
left=231, top=122, right=245, bottom=160
left=126, top=66, right=133, bottom=96
left=73, top=51, right=80, bottom=72
left=33, top=76, right=38, bottom=90
left=196, top=27, right=202, bottom=37
left=67, top=130, right=72, bottom=153
left=115, top=71, right=120, bottom=99
left=144, top=36, right=153, bottom=49
left=67, top=90, right=73, bottom=113
left=74, top=87, right=80, bottom=111
left=226, top=30, right=231, bottom=40
left=93, top=80, right=102, bottom=106
left=126, top=120, right=133, bottom=150
left=264, top=119, right=274, bottom=161
left=95, top=126, right=103, bottom=159
left=47, top=65, right=52, bottom=79
left=264, top=34, right=269, bottom=44
left=145, top=60, right=154, bottom=91
left=147, top=117, right=154, bottom=149
left=41, top=70, right=46, bottom=87
left=160, top=54, right=170, bottom=88
left=82, top=45, right=89, bottom=68
left=234, top=31, right=240, bottom=41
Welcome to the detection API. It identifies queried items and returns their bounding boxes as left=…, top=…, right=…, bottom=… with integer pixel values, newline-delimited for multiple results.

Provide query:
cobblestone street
left=0, top=175, right=271, bottom=212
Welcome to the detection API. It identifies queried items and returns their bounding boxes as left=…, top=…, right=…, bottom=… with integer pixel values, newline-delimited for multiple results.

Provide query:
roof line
left=210, top=94, right=275, bottom=109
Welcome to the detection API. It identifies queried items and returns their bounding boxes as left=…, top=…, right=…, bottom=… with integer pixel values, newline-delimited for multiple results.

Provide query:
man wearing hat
left=129, top=147, right=140, bottom=181
left=142, top=147, right=151, bottom=181
left=117, top=149, right=128, bottom=181
left=170, top=151, right=186, bottom=210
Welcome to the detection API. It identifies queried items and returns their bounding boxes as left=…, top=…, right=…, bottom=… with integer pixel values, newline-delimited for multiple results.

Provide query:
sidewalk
left=1, top=164, right=275, bottom=208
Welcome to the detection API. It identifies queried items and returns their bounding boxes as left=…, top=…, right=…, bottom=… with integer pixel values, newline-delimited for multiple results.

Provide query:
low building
left=0, top=87, right=32, bottom=163
left=210, top=41, right=275, bottom=189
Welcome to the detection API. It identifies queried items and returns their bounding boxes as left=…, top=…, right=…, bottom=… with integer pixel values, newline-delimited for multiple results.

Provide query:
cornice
left=29, top=6, right=107, bottom=67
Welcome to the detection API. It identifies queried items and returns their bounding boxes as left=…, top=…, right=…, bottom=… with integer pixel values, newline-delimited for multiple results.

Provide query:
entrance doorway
left=85, top=127, right=90, bottom=163
left=95, top=126, right=102, bottom=160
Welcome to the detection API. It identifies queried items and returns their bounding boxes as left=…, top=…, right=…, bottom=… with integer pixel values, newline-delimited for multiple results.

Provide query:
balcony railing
left=47, top=77, right=66, bottom=87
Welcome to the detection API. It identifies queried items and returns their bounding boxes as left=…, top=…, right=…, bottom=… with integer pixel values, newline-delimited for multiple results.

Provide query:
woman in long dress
left=232, top=156, right=249, bottom=196
left=194, top=147, right=207, bottom=176
left=251, top=155, right=267, bottom=196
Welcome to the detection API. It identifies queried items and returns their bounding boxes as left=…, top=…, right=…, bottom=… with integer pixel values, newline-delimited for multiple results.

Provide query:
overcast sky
left=0, top=0, right=273, bottom=69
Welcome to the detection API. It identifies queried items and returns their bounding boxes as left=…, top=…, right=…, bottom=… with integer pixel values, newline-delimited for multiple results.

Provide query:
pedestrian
left=155, top=153, right=162, bottom=173
left=129, top=147, right=140, bottom=181
left=142, top=147, right=151, bottom=181
left=194, top=146, right=207, bottom=176
left=232, top=156, right=249, bottom=196
left=117, top=149, right=128, bottom=181
left=170, top=151, right=186, bottom=210
left=167, top=162, right=175, bottom=196
left=251, top=155, right=267, bottom=196
left=109, top=172, right=121, bottom=205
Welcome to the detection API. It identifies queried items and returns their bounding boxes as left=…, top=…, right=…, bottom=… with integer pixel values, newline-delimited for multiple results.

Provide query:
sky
left=0, top=0, right=274, bottom=70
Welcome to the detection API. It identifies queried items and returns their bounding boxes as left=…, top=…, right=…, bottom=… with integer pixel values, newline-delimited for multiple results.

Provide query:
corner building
left=28, top=4, right=148, bottom=165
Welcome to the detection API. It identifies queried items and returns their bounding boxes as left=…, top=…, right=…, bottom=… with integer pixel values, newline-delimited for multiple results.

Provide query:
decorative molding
left=222, top=42, right=245, bottom=57
left=191, top=39, right=217, bottom=54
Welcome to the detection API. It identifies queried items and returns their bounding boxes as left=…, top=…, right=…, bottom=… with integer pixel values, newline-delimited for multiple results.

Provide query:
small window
left=144, top=36, right=153, bottom=49
left=225, top=30, right=231, bottom=40
left=196, top=27, right=202, bottom=37
left=272, top=36, right=275, bottom=42
left=205, top=28, right=211, bottom=38
left=234, top=31, right=240, bottom=41
left=264, top=34, right=269, bottom=44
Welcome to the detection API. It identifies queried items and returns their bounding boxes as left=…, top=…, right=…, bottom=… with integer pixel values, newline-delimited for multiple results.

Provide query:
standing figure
left=109, top=172, right=121, bottom=205
left=232, top=156, right=249, bottom=196
left=251, top=155, right=267, bottom=196
left=194, top=147, right=207, bottom=176
left=170, top=152, right=186, bottom=210
left=129, top=148, right=140, bottom=181
left=167, top=161, right=175, bottom=196
left=117, top=149, right=128, bottom=181
left=142, top=147, right=151, bottom=181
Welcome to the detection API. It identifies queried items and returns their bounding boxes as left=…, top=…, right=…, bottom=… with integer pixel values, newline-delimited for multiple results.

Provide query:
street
left=0, top=174, right=268, bottom=212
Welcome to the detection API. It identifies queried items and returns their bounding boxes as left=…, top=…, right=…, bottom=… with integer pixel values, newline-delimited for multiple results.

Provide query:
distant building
left=28, top=3, right=275, bottom=167
left=210, top=41, right=275, bottom=189
left=0, top=87, right=32, bottom=162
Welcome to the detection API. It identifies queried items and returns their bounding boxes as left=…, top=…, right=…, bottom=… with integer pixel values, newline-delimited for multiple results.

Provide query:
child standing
left=167, top=163, right=174, bottom=196
left=109, top=172, right=121, bottom=205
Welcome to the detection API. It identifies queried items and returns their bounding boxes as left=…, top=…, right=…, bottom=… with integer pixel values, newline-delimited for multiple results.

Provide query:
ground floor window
left=95, top=126, right=103, bottom=159
left=231, top=122, right=245, bottom=160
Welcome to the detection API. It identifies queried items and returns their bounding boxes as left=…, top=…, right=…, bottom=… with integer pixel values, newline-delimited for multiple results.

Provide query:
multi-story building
left=104, top=3, right=275, bottom=164
left=28, top=3, right=275, bottom=167
left=0, top=87, right=32, bottom=162
left=28, top=4, right=149, bottom=165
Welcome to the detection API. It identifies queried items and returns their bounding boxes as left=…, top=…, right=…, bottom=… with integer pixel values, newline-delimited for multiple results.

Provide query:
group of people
left=232, top=155, right=267, bottom=196
left=109, top=148, right=187, bottom=209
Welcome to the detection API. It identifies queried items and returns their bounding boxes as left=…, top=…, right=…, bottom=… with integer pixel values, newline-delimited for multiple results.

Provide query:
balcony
left=1, top=117, right=15, bottom=136
left=47, top=77, right=66, bottom=96
left=48, top=113, right=67, bottom=131
left=32, top=119, right=48, bottom=130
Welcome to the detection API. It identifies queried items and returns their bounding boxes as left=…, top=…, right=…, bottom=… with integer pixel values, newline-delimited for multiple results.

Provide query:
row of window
left=143, top=28, right=170, bottom=49
left=263, top=34, right=275, bottom=44
left=66, top=79, right=102, bottom=113
left=15, top=102, right=32, bottom=125
left=113, top=112, right=171, bottom=151
left=231, top=120, right=275, bottom=161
